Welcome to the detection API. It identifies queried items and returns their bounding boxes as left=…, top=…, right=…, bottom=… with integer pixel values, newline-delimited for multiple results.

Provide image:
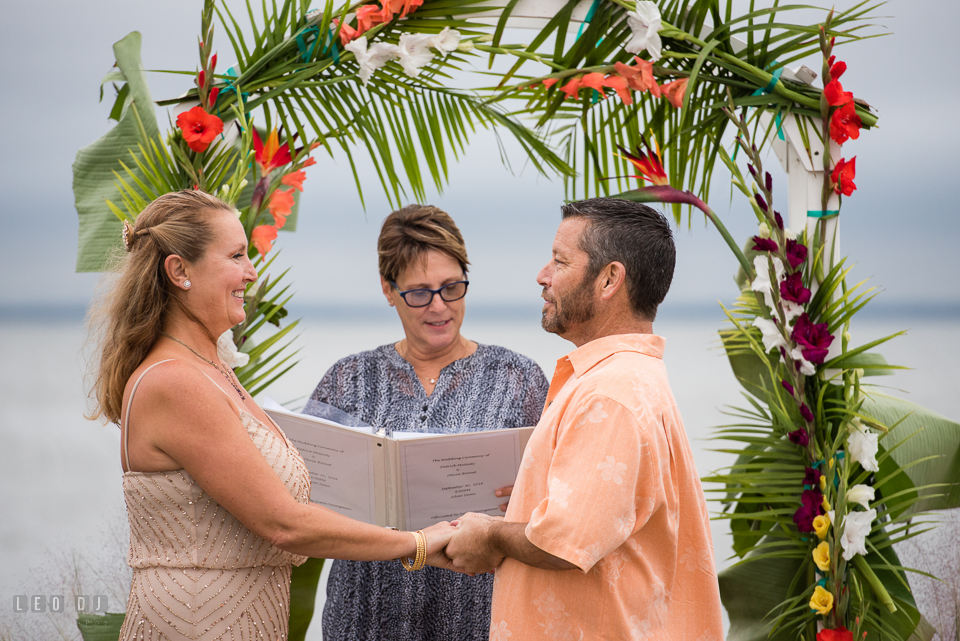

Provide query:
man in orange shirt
left=446, top=198, right=724, bottom=640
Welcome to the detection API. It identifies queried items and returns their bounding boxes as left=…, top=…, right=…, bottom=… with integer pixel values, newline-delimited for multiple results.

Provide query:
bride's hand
left=419, top=521, right=461, bottom=571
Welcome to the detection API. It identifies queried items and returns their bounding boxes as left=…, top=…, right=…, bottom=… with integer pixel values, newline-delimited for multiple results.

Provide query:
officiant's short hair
left=561, top=197, right=676, bottom=321
left=378, top=205, right=470, bottom=283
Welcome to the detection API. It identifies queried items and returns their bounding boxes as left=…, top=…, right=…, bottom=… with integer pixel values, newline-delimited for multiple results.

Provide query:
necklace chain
left=400, top=340, right=469, bottom=386
left=160, top=332, right=246, bottom=400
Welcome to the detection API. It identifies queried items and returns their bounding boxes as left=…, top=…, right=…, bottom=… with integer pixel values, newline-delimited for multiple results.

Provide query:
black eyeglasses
left=390, top=280, right=469, bottom=308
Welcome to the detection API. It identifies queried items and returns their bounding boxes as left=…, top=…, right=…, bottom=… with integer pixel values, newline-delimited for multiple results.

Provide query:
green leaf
left=288, top=558, right=324, bottom=641
left=74, top=32, right=159, bottom=271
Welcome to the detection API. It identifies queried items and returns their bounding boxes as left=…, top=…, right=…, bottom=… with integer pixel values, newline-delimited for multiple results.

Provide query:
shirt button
left=420, top=415, right=427, bottom=421
left=422, top=405, right=428, bottom=411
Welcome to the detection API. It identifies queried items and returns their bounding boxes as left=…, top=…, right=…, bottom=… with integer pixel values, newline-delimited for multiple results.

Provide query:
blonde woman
left=89, top=190, right=457, bottom=640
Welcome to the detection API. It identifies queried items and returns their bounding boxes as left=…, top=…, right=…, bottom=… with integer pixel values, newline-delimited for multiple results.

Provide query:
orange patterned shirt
left=490, top=334, right=723, bottom=641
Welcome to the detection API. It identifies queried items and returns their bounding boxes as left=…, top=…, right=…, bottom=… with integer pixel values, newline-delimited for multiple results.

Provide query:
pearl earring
left=183, top=280, right=192, bottom=289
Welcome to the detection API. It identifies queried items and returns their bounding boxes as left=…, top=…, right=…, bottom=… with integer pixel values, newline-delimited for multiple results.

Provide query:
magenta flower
left=785, top=239, right=808, bottom=269
left=755, top=193, right=769, bottom=212
left=789, top=428, right=810, bottom=446
left=781, top=379, right=795, bottom=396
left=793, top=489, right=824, bottom=532
left=774, top=211, right=783, bottom=230
left=792, top=314, right=835, bottom=365
left=780, top=272, right=811, bottom=305
left=803, top=466, right=821, bottom=487
left=752, top=237, right=779, bottom=252
left=800, top=403, right=815, bottom=422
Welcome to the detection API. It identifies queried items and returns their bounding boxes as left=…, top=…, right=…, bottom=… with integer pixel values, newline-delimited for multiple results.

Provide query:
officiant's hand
left=446, top=512, right=505, bottom=575
left=421, top=521, right=462, bottom=572
left=495, top=485, right=513, bottom=512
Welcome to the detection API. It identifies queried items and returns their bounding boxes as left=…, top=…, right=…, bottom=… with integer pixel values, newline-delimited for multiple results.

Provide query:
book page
left=265, top=406, right=379, bottom=525
left=398, top=429, right=529, bottom=531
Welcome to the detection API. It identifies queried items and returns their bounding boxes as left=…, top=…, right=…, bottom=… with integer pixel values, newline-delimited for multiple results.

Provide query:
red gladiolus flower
left=580, top=72, right=608, bottom=98
left=253, top=128, right=293, bottom=175
left=560, top=76, right=583, bottom=99
left=268, top=189, right=295, bottom=228
left=208, top=86, right=220, bottom=106
left=197, top=70, right=206, bottom=88
left=824, top=79, right=852, bottom=107
left=780, top=272, right=811, bottom=305
left=176, top=106, right=224, bottom=153
left=830, top=102, right=862, bottom=145
left=617, top=139, right=669, bottom=186
left=832, top=157, right=857, bottom=197
left=793, top=487, right=822, bottom=531
left=281, top=170, right=307, bottom=192
left=602, top=75, right=632, bottom=105
left=210, top=53, right=217, bottom=73
left=818, top=627, right=853, bottom=641
left=251, top=225, right=278, bottom=256
left=614, top=58, right=661, bottom=98
left=660, top=78, right=688, bottom=108
left=785, top=239, right=808, bottom=269
left=752, top=237, right=778, bottom=252
left=792, top=313, right=835, bottom=365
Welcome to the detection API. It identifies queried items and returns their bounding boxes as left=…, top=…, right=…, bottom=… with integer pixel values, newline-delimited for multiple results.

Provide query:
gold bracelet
left=400, top=530, right=426, bottom=571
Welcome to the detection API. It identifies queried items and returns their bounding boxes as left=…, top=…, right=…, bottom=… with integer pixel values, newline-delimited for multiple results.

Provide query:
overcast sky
left=1, top=0, right=957, bottom=316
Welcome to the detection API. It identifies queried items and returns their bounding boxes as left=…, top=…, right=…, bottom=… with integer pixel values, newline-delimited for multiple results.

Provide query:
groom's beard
left=541, top=274, right=597, bottom=336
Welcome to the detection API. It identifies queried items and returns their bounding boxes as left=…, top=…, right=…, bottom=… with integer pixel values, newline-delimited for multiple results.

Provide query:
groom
left=446, top=198, right=723, bottom=640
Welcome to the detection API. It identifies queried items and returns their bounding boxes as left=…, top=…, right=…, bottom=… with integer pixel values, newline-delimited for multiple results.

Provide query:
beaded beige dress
left=118, top=360, right=311, bottom=640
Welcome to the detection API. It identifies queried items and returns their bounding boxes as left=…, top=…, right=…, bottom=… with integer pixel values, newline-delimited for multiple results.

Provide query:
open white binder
left=264, top=402, right=535, bottom=531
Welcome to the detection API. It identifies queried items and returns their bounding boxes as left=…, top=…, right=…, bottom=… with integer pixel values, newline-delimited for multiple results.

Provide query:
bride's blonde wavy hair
left=87, top=190, right=233, bottom=424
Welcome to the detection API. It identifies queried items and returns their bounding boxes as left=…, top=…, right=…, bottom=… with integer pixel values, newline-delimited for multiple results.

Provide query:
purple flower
left=793, top=488, right=825, bottom=532
left=803, top=466, right=821, bottom=487
left=765, top=171, right=773, bottom=193
left=752, top=236, right=779, bottom=252
left=780, top=272, right=811, bottom=305
left=800, top=403, right=815, bottom=422
left=781, top=379, right=795, bottom=396
left=747, top=164, right=758, bottom=179
left=785, top=239, right=808, bottom=269
left=755, top=193, right=769, bottom=212
left=774, top=211, right=783, bottom=230
left=789, top=428, right=810, bottom=447
left=792, top=314, right=835, bottom=365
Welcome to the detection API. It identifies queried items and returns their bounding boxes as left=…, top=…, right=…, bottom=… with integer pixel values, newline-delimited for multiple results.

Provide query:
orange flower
left=542, top=78, right=559, bottom=88
left=660, top=78, right=688, bottom=108
left=614, top=57, right=660, bottom=98
left=602, top=75, right=632, bottom=105
left=253, top=128, right=292, bottom=174
left=302, top=157, right=317, bottom=168
left=560, top=76, right=583, bottom=99
left=251, top=225, right=278, bottom=256
left=334, top=18, right=359, bottom=45
left=580, top=72, right=607, bottom=98
left=356, top=5, right=384, bottom=33
left=176, top=106, right=224, bottom=153
left=268, top=189, right=296, bottom=228
left=616, top=137, right=668, bottom=185
left=281, top=170, right=307, bottom=192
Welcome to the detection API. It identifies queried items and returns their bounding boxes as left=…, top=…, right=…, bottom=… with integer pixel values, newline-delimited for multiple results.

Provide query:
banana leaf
left=74, top=32, right=159, bottom=271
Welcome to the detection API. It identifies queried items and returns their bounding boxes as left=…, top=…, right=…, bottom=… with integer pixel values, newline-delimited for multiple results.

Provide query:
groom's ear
left=598, top=261, right=627, bottom=300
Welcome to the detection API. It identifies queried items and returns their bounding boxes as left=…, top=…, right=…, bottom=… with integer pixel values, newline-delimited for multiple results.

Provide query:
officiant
left=300, top=204, right=549, bottom=641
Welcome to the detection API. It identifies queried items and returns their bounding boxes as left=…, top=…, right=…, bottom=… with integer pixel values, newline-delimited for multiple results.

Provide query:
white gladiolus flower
left=790, top=346, right=816, bottom=376
left=753, top=316, right=787, bottom=352
left=345, top=37, right=400, bottom=85
left=218, top=329, right=249, bottom=369
left=397, top=32, right=435, bottom=77
left=758, top=222, right=771, bottom=239
left=457, top=39, right=475, bottom=53
left=784, top=227, right=797, bottom=241
left=429, top=27, right=461, bottom=56
left=751, top=255, right=785, bottom=309
left=848, top=425, right=879, bottom=472
left=840, top=508, right=876, bottom=561
left=846, top=484, right=875, bottom=509
left=625, top=1, right=663, bottom=61
left=782, top=300, right=804, bottom=324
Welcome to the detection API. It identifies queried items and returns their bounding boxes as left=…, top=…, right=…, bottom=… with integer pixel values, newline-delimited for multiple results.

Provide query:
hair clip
left=122, top=220, right=136, bottom=252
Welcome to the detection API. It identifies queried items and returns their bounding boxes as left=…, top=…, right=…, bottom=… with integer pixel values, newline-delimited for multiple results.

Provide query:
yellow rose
left=810, top=585, right=834, bottom=615
left=812, top=541, right=831, bottom=572
left=813, top=514, right=831, bottom=540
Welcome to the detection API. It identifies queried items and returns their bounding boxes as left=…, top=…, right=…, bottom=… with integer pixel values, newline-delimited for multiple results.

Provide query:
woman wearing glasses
left=302, top=204, right=549, bottom=641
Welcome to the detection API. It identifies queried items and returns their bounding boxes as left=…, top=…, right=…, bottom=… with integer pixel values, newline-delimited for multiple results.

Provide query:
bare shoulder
left=124, top=358, right=235, bottom=432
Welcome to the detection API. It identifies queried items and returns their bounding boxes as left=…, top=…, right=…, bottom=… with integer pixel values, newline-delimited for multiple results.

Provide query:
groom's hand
left=446, top=512, right=505, bottom=575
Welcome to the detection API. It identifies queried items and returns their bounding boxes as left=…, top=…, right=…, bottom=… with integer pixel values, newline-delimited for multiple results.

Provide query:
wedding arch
left=74, top=1, right=959, bottom=639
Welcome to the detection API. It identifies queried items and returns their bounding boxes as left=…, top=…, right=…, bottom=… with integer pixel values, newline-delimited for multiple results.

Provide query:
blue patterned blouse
left=303, top=342, right=549, bottom=641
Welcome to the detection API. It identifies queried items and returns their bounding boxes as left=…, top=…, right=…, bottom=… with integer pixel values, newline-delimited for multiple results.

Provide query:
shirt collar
left=563, top=333, right=665, bottom=378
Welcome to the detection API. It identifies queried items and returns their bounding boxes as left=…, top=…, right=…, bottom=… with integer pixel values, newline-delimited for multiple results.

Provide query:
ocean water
left=1, top=312, right=958, bottom=639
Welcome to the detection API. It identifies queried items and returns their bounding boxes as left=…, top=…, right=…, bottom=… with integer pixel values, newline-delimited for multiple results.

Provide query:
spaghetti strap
left=198, top=371, right=248, bottom=415
left=123, top=359, right=176, bottom=472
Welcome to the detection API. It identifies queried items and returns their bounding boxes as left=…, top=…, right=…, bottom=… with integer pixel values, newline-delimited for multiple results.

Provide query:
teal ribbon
left=752, top=64, right=785, bottom=141
left=576, top=0, right=603, bottom=40
left=296, top=25, right=339, bottom=65
left=218, top=66, right=250, bottom=139
left=807, top=210, right=840, bottom=218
